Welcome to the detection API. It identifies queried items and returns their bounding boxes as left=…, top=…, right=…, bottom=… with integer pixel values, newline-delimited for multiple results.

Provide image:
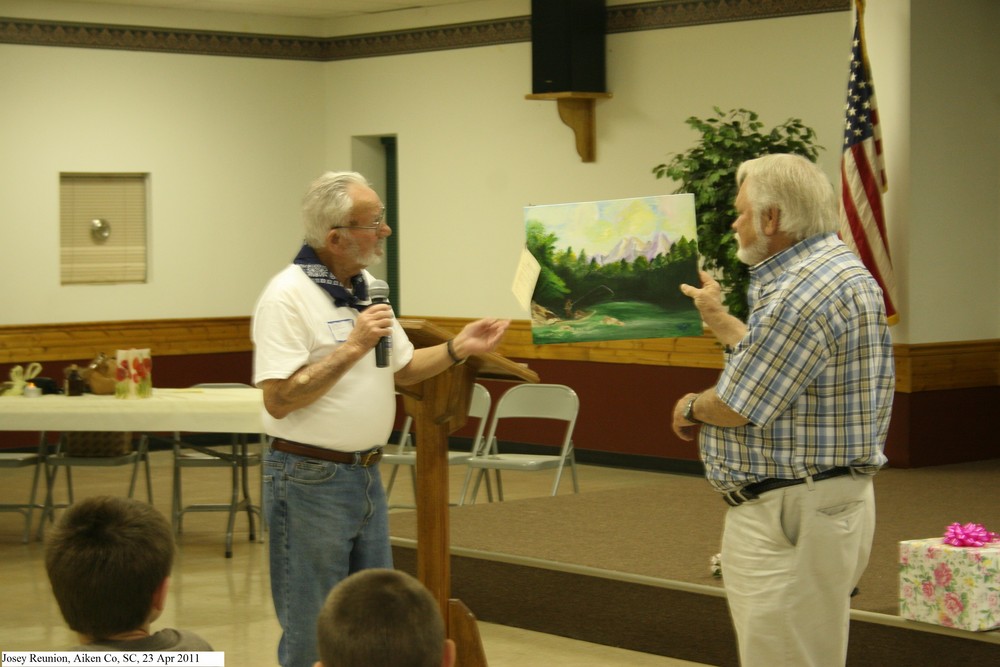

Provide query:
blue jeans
left=263, top=447, right=392, bottom=667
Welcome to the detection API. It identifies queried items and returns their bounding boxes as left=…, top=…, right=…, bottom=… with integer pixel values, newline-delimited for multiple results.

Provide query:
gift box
left=899, top=537, right=1000, bottom=631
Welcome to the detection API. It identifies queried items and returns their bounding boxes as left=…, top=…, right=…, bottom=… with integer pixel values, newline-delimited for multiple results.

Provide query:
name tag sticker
left=328, top=319, right=354, bottom=342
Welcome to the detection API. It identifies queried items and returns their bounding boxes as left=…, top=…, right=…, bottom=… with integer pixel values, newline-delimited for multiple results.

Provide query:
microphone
left=369, top=279, right=391, bottom=368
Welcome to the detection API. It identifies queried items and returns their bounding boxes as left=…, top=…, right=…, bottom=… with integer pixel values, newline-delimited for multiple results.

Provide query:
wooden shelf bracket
left=526, top=91, right=612, bottom=162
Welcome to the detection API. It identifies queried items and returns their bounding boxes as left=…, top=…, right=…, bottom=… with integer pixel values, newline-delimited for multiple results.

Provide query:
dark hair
left=317, top=569, right=444, bottom=667
left=44, top=496, right=174, bottom=639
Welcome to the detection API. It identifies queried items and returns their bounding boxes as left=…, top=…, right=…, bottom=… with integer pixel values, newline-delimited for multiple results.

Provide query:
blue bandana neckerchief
left=293, top=244, right=371, bottom=310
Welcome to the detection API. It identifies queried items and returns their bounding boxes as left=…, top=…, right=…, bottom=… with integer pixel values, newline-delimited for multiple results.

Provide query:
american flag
left=839, top=0, right=899, bottom=324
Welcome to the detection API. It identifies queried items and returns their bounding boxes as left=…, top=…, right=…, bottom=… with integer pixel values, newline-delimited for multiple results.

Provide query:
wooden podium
left=396, top=319, right=538, bottom=667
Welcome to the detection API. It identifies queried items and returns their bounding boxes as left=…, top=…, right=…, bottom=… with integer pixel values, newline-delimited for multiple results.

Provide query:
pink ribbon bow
left=942, top=522, right=999, bottom=547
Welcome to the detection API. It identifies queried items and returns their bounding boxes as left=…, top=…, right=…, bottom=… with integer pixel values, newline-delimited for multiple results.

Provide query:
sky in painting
left=525, top=194, right=696, bottom=258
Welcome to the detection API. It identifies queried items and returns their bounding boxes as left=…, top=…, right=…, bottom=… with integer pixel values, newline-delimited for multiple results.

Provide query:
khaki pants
left=721, top=472, right=875, bottom=667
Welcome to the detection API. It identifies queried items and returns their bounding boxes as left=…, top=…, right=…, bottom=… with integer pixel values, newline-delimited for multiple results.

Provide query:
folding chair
left=0, top=433, right=48, bottom=543
left=168, top=383, right=264, bottom=558
left=383, top=383, right=492, bottom=508
left=461, top=383, right=579, bottom=504
left=38, top=431, right=153, bottom=537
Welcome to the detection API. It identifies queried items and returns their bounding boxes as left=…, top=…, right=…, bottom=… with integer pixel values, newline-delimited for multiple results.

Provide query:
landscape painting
left=526, top=193, right=703, bottom=344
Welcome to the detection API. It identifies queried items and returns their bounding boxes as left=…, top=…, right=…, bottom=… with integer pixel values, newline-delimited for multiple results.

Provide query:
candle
left=23, top=382, right=42, bottom=398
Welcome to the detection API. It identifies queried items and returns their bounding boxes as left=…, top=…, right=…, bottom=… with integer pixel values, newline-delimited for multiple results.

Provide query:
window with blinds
left=60, top=173, right=148, bottom=284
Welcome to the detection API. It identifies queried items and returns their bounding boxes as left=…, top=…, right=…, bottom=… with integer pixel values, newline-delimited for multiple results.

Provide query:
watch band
left=684, top=395, right=703, bottom=424
left=446, top=338, right=466, bottom=366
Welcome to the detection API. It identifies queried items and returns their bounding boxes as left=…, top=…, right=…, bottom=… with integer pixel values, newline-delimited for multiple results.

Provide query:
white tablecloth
left=0, top=387, right=264, bottom=433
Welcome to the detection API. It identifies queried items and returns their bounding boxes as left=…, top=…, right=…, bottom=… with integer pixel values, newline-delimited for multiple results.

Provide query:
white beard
left=736, top=212, right=771, bottom=266
left=737, top=234, right=770, bottom=266
left=346, top=235, right=385, bottom=268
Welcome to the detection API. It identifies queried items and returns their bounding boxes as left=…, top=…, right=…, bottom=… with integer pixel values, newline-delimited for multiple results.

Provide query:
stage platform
left=389, top=460, right=1000, bottom=667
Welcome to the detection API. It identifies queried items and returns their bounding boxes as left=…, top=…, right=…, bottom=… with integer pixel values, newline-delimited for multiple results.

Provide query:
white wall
left=0, top=44, right=325, bottom=323
left=904, top=0, right=999, bottom=343
left=323, top=12, right=850, bottom=319
left=1, top=0, right=998, bottom=346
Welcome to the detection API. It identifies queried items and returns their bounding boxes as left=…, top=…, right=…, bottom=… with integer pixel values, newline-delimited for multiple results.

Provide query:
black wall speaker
left=531, top=0, right=606, bottom=94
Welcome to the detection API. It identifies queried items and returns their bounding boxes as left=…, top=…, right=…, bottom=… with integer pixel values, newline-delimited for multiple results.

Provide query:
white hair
left=301, top=171, right=371, bottom=249
left=736, top=154, right=838, bottom=241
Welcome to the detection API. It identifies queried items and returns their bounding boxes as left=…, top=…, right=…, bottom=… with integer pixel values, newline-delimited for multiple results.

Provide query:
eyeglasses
left=331, top=208, right=386, bottom=232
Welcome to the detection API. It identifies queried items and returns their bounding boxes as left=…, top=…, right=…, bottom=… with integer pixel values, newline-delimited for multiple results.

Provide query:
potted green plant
left=653, top=107, right=822, bottom=321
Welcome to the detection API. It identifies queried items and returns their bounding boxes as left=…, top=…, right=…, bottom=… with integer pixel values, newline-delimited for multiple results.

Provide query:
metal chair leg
left=225, top=455, right=238, bottom=558
left=21, top=455, right=42, bottom=543
left=239, top=438, right=257, bottom=542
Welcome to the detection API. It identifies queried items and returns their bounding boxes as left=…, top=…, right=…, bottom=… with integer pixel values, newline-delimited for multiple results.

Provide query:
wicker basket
left=63, top=432, right=133, bottom=457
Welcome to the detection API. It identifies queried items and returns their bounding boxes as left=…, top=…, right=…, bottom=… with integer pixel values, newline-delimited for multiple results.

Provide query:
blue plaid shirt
left=699, top=233, right=893, bottom=492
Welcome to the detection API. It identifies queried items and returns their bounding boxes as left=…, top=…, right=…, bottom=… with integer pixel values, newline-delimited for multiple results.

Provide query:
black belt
left=271, top=438, right=382, bottom=467
left=723, top=467, right=853, bottom=507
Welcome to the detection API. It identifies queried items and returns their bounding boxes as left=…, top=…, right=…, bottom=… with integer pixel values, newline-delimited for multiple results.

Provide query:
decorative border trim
left=326, top=18, right=530, bottom=60
left=0, top=18, right=329, bottom=60
left=1, top=317, right=996, bottom=394
left=607, top=0, right=847, bottom=33
left=0, top=0, right=848, bottom=61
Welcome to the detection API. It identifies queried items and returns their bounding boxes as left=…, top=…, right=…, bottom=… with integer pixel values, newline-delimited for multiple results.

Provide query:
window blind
left=60, top=173, right=148, bottom=285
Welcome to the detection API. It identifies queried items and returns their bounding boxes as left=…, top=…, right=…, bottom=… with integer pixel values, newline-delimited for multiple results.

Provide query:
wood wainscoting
left=0, top=318, right=252, bottom=363
left=2, top=317, right=996, bottom=467
left=3, top=317, right=995, bottom=394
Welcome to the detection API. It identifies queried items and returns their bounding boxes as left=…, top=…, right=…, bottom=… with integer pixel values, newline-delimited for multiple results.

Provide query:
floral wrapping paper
left=115, top=348, right=153, bottom=399
left=899, top=538, right=1000, bottom=631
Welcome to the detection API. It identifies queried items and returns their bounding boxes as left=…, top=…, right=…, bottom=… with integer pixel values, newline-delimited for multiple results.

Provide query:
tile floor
left=0, top=447, right=711, bottom=666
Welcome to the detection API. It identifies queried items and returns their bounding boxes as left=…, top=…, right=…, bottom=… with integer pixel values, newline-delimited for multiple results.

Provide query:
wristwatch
left=683, top=394, right=703, bottom=424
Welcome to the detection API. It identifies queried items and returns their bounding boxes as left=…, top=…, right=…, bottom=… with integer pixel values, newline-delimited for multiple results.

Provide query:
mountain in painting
left=591, top=231, right=674, bottom=266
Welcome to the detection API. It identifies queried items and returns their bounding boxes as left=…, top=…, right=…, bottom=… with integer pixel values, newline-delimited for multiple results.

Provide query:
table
left=0, top=386, right=265, bottom=433
left=0, top=387, right=265, bottom=549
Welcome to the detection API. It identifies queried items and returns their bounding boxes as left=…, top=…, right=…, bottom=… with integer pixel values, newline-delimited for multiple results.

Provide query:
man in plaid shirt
left=672, top=153, right=894, bottom=667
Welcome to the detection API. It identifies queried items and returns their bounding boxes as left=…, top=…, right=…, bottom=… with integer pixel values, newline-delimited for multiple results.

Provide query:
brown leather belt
left=271, top=438, right=382, bottom=467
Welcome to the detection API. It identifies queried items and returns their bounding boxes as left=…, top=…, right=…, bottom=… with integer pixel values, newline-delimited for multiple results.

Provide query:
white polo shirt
left=251, top=265, right=414, bottom=451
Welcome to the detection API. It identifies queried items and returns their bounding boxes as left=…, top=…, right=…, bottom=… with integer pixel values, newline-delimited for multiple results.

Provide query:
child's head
left=44, top=496, right=175, bottom=640
left=316, top=568, right=454, bottom=667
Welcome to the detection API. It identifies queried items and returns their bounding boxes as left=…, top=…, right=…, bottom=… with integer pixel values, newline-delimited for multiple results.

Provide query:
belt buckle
left=724, top=486, right=759, bottom=507
left=357, top=448, right=381, bottom=466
